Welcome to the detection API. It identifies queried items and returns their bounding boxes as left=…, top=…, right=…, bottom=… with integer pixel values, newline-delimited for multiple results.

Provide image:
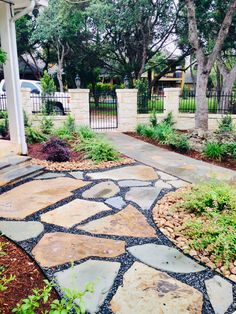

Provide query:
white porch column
left=0, top=3, right=27, bottom=155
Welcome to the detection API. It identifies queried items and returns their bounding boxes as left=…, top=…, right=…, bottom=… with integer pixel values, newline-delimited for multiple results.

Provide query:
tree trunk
left=195, top=65, right=209, bottom=130
left=57, top=62, right=64, bottom=93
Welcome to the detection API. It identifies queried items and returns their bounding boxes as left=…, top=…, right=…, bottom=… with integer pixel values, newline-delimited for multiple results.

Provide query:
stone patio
left=0, top=162, right=235, bottom=314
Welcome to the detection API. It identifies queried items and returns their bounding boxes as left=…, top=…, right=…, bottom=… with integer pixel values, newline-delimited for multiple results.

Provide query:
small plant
left=41, top=116, right=54, bottom=135
left=0, top=115, right=9, bottom=137
left=42, top=137, right=70, bottom=162
left=0, top=111, right=7, bottom=119
left=25, top=127, right=47, bottom=144
left=77, top=137, right=120, bottom=163
left=153, top=122, right=174, bottom=144
left=40, top=71, right=56, bottom=95
left=135, top=124, right=156, bottom=138
left=177, top=181, right=236, bottom=214
left=168, top=133, right=190, bottom=153
left=0, top=241, right=15, bottom=292
left=77, top=126, right=96, bottom=140
left=162, top=112, right=175, bottom=127
left=23, top=111, right=32, bottom=128
left=218, top=114, right=235, bottom=133
left=224, top=142, right=236, bottom=159
left=54, top=115, right=77, bottom=141
left=149, top=109, right=157, bottom=127
left=202, top=141, right=226, bottom=160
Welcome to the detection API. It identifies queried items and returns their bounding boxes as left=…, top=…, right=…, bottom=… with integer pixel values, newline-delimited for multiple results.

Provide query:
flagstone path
left=0, top=163, right=235, bottom=314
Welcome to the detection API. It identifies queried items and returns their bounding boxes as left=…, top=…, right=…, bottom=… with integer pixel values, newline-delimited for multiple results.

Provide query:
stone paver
left=125, top=187, right=161, bottom=210
left=77, top=205, right=156, bottom=238
left=105, top=197, right=126, bottom=209
left=105, top=133, right=236, bottom=184
left=0, top=221, right=44, bottom=241
left=205, top=275, right=233, bottom=314
left=40, top=199, right=112, bottom=228
left=168, top=180, right=189, bottom=189
left=118, top=180, right=151, bottom=187
left=32, top=232, right=125, bottom=268
left=110, top=262, right=203, bottom=314
left=155, top=180, right=172, bottom=190
left=128, top=244, right=205, bottom=273
left=69, top=171, right=84, bottom=180
left=88, top=165, right=158, bottom=181
left=55, top=260, right=120, bottom=314
left=35, top=172, right=66, bottom=179
left=156, top=171, right=177, bottom=181
left=82, top=181, right=120, bottom=199
left=0, top=178, right=89, bottom=219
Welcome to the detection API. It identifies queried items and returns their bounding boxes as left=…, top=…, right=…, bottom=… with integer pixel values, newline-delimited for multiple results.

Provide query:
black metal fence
left=31, top=93, right=71, bottom=115
left=0, top=95, right=7, bottom=112
left=179, top=90, right=236, bottom=114
left=89, top=92, right=118, bottom=130
left=138, top=93, right=164, bottom=114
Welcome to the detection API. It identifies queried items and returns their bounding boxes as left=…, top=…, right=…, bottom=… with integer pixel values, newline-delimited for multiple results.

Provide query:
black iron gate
left=89, top=92, right=118, bottom=130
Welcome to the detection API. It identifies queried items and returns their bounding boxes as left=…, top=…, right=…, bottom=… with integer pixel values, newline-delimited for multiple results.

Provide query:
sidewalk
left=106, top=133, right=236, bottom=184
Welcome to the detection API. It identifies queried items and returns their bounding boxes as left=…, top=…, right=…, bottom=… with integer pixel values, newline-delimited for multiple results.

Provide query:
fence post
left=69, top=89, right=90, bottom=126
left=164, top=88, right=181, bottom=119
left=116, top=89, right=138, bottom=132
left=21, top=88, right=32, bottom=117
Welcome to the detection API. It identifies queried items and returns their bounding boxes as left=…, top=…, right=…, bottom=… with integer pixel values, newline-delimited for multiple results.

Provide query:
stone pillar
left=116, top=89, right=138, bottom=132
left=69, top=89, right=90, bottom=126
left=164, top=88, right=181, bottom=118
left=21, top=88, right=32, bottom=117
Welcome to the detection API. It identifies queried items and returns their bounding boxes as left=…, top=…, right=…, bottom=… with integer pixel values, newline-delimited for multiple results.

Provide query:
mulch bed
left=152, top=188, right=236, bottom=283
left=28, top=143, right=134, bottom=171
left=126, top=132, right=236, bottom=171
left=0, top=236, right=58, bottom=313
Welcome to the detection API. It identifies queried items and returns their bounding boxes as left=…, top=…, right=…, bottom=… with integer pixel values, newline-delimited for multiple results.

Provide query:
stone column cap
left=116, top=89, right=138, bottom=94
left=68, top=89, right=90, bottom=93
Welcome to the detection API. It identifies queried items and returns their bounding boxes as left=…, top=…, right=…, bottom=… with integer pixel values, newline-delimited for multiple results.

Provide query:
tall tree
left=184, top=0, right=236, bottom=130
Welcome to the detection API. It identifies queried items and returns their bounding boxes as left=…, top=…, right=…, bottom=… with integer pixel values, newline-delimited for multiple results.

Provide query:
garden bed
left=126, top=132, right=236, bottom=171
left=153, top=186, right=236, bottom=283
left=28, top=142, right=134, bottom=171
left=0, top=236, right=58, bottom=312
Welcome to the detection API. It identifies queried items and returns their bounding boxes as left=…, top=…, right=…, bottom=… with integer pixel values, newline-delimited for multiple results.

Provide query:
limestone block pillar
left=21, top=88, right=32, bottom=117
left=164, top=88, right=181, bottom=118
left=69, top=89, right=90, bottom=126
left=116, top=89, right=138, bottom=132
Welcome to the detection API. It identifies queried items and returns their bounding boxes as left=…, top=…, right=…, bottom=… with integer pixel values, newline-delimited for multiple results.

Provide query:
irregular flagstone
left=88, top=165, right=158, bottom=181
left=168, top=180, right=189, bottom=188
left=82, top=181, right=120, bottom=199
left=35, top=172, right=66, bottom=179
left=155, top=180, right=172, bottom=190
left=205, top=275, right=233, bottom=314
left=69, top=171, right=84, bottom=180
left=128, top=244, right=205, bottom=273
left=156, top=171, right=177, bottom=181
left=32, top=232, right=125, bottom=268
left=0, top=178, right=90, bottom=219
left=41, top=199, right=112, bottom=228
left=125, top=187, right=161, bottom=210
left=118, top=180, right=151, bottom=187
left=55, top=260, right=120, bottom=314
left=77, top=205, right=156, bottom=238
left=0, top=221, right=44, bottom=241
left=105, top=197, right=126, bottom=209
left=110, top=262, right=203, bottom=314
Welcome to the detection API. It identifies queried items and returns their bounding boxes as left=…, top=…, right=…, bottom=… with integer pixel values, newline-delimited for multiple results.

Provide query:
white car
left=0, top=79, right=70, bottom=115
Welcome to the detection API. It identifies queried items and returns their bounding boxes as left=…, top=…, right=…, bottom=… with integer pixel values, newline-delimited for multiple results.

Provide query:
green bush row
left=203, top=141, right=236, bottom=160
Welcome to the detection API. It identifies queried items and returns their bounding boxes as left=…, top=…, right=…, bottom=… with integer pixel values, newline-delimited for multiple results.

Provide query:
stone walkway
left=106, top=133, right=236, bottom=184
left=0, top=163, right=235, bottom=313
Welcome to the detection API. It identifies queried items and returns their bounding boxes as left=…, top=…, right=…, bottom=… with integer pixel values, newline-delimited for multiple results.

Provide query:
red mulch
left=28, top=143, right=86, bottom=162
left=126, top=132, right=236, bottom=171
left=0, top=236, right=58, bottom=313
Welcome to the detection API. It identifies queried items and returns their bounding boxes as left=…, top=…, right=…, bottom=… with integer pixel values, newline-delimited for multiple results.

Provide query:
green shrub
left=41, top=116, right=54, bottom=135
left=77, top=137, right=120, bottom=163
left=149, top=109, right=157, bottom=127
left=162, top=112, right=175, bottom=127
left=0, top=117, right=8, bottom=137
left=153, top=122, right=174, bottom=144
left=224, top=142, right=236, bottom=159
left=168, top=133, right=190, bottom=153
left=53, top=115, right=77, bottom=140
left=23, top=111, right=31, bottom=128
left=178, top=181, right=236, bottom=214
left=0, top=111, right=7, bottom=119
left=25, top=127, right=47, bottom=144
left=218, top=114, right=235, bottom=133
left=202, top=141, right=226, bottom=160
left=77, top=126, right=96, bottom=140
left=135, top=124, right=156, bottom=138
left=40, top=70, right=56, bottom=94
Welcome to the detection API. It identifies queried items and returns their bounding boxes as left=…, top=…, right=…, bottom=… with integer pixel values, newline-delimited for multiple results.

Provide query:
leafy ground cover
left=153, top=181, right=236, bottom=282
